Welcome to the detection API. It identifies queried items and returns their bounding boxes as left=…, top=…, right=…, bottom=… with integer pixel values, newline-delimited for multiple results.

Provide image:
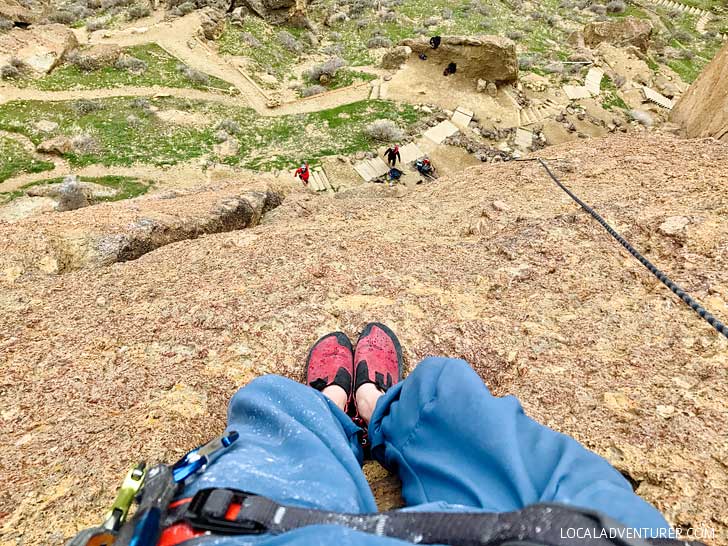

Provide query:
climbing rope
left=534, top=158, right=728, bottom=340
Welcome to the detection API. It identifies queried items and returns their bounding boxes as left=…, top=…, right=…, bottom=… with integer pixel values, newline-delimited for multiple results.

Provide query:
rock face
left=380, top=46, right=411, bottom=69
left=583, top=17, right=653, bottom=53
left=0, top=0, right=41, bottom=24
left=0, top=24, right=78, bottom=75
left=400, top=35, right=518, bottom=84
left=198, top=7, right=225, bottom=40
left=671, top=41, right=728, bottom=142
left=37, top=136, right=73, bottom=155
left=72, top=44, right=123, bottom=71
left=230, top=0, right=308, bottom=24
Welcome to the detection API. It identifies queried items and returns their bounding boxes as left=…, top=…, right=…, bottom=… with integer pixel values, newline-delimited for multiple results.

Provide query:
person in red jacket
left=294, top=163, right=310, bottom=186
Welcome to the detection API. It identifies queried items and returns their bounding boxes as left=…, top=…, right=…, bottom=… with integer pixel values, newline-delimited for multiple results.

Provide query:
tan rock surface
left=400, top=35, right=518, bottom=84
left=584, top=17, right=653, bottom=53
left=671, top=41, right=728, bottom=143
left=0, top=135, right=727, bottom=545
left=0, top=24, right=78, bottom=75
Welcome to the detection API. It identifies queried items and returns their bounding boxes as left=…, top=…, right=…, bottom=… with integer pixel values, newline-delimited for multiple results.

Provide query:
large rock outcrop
left=400, top=35, right=518, bottom=84
left=0, top=24, right=78, bottom=75
left=0, top=0, right=42, bottom=24
left=671, top=40, right=728, bottom=142
left=583, top=16, right=653, bottom=53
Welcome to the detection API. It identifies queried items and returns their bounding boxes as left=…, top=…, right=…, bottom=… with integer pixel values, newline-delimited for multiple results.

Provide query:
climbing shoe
left=353, top=322, right=403, bottom=395
left=306, top=332, right=354, bottom=408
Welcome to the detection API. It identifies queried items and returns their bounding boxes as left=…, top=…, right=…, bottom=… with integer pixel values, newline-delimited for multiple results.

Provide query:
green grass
left=23, top=44, right=234, bottom=92
left=219, top=20, right=303, bottom=80
left=600, top=75, right=629, bottom=111
left=0, top=97, right=421, bottom=172
left=0, top=137, right=55, bottom=183
left=0, top=175, right=152, bottom=204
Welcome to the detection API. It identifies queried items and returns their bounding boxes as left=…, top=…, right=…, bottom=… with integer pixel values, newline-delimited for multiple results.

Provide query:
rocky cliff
left=1, top=134, right=727, bottom=545
left=671, top=41, right=728, bottom=143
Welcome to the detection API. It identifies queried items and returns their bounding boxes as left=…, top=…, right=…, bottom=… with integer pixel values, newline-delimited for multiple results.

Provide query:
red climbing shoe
left=306, top=332, right=354, bottom=407
left=353, top=323, right=403, bottom=395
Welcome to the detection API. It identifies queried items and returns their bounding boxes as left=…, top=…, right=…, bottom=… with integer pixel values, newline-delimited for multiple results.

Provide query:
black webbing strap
left=180, top=488, right=704, bottom=546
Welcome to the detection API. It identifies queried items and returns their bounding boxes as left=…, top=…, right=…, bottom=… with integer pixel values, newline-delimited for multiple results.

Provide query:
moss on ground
left=0, top=137, right=55, bottom=183
left=19, top=44, right=234, bottom=93
left=0, top=175, right=152, bottom=204
left=0, top=97, right=420, bottom=172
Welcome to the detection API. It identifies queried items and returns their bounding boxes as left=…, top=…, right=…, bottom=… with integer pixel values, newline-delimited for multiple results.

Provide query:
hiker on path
left=443, top=62, right=457, bottom=76
left=294, top=162, right=310, bottom=186
left=384, top=144, right=401, bottom=167
left=429, top=35, right=441, bottom=49
left=150, top=322, right=674, bottom=546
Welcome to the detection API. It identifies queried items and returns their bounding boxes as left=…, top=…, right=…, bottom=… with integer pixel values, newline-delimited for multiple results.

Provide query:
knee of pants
left=409, top=357, right=482, bottom=397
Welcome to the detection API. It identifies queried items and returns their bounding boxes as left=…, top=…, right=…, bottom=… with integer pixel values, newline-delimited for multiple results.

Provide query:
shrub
left=355, top=18, right=369, bottom=28
left=0, top=16, right=13, bottom=31
left=173, top=0, right=195, bottom=15
left=479, top=20, right=492, bottom=29
left=0, top=64, right=20, bottom=80
left=530, top=11, right=543, bottom=19
left=629, top=109, right=653, bottom=126
left=213, top=129, right=230, bottom=143
left=300, top=84, right=327, bottom=97
left=71, top=133, right=100, bottom=154
left=506, top=30, right=524, bottom=40
left=380, top=11, right=396, bottom=22
left=423, top=16, right=438, bottom=26
left=217, top=118, right=242, bottom=135
left=115, top=55, right=148, bottom=74
left=177, top=64, right=210, bottom=85
left=277, top=30, right=302, bottom=52
left=329, top=31, right=342, bottom=41
left=614, top=74, right=626, bottom=87
left=304, top=56, right=346, bottom=82
left=322, top=44, right=344, bottom=55
left=127, top=4, right=151, bottom=20
left=672, top=30, right=693, bottom=44
left=327, top=11, right=347, bottom=25
left=126, top=114, right=142, bottom=126
left=677, top=48, right=694, bottom=59
left=86, top=18, right=108, bottom=31
left=519, top=56, right=536, bottom=70
left=606, top=0, right=625, bottom=13
left=130, top=98, right=155, bottom=116
left=68, top=50, right=102, bottom=72
left=73, top=99, right=103, bottom=115
left=441, top=7, right=452, bottom=19
left=366, top=36, right=392, bottom=48
left=543, top=61, right=564, bottom=73
left=588, top=3, right=607, bottom=15
left=57, top=176, right=89, bottom=211
left=101, top=0, right=134, bottom=9
left=365, top=119, right=403, bottom=141
left=50, top=10, right=79, bottom=24
left=240, top=32, right=261, bottom=47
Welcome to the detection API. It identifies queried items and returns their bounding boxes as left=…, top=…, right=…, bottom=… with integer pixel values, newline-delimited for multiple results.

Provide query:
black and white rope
left=536, top=158, right=727, bottom=340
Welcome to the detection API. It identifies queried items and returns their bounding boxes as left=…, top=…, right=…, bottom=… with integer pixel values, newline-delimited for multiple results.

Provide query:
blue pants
left=181, top=358, right=670, bottom=545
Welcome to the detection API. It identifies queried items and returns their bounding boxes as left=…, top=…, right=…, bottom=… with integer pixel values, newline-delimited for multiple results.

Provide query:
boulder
left=0, top=0, right=41, bottom=24
left=37, top=136, right=73, bottom=155
left=583, top=17, right=653, bottom=53
left=72, top=44, right=122, bottom=71
left=230, top=0, right=306, bottom=24
left=27, top=180, right=119, bottom=201
left=671, top=40, right=728, bottom=143
left=0, top=24, right=78, bottom=75
left=399, top=35, right=518, bottom=84
left=380, top=46, right=411, bottom=69
left=35, top=120, right=59, bottom=133
left=199, top=8, right=225, bottom=40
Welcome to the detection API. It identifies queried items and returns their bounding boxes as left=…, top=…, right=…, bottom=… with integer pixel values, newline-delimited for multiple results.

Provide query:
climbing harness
left=524, top=158, right=728, bottom=340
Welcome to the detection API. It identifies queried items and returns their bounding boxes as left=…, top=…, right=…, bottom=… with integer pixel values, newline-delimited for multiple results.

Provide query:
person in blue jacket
left=171, top=322, right=673, bottom=545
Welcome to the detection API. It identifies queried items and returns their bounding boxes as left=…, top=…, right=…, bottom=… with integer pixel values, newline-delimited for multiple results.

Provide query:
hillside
left=1, top=133, right=727, bottom=545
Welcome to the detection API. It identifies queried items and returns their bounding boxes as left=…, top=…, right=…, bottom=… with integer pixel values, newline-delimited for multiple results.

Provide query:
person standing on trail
left=294, top=162, right=310, bottom=186
left=72, top=323, right=684, bottom=546
left=429, top=35, right=441, bottom=49
left=384, top=144, right=401, bottom=167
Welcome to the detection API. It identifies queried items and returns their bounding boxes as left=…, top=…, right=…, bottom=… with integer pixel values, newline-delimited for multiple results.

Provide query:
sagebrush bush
left=300, top=85, right=327, bottom=97
left=173, top=1, right=195, bottom=15
left=240, top=32, right=261, bottom=47
left=518, top=56, right=536, bottom=70
left=217, top=119, right=242, bottom=135
left=277, top=30, right=302, bottom=52
left=57, top=176, right=89, bottom=212
left=126, top=114, right=142, bottom=126
left=86, top=18, right=108, bottom=31
left=543, top=61, right=564, bottom=73
left=213, top=129, right=230, bottom=143
left=0, top=64, right=20, bottom=80
left=588, top=3, right=607, bottom=15
left=101, top=0, right=133, bottom=9
left=606, top=0, right=625, bottom=13
left=327, top=11, right=347, bottom=25
left=127, top=4, right=151, bottom=20
left=423, top=16, right=438, bottom=26
left=50, top=10, right=79, bottom=24
left=71, top=133, right=100, bottom=153
left=366, top=36, right=392, bottom=48
left=73, top=99, right=103, bottom=115
left=177, top=64, right=210, bottom=85
left=0, top=16, right=13, bottom=31
left=305, top=56, right=346, bottom=82
left=329, top=31, right=342, bottom=41
left=355, top=18, right=369, bottom=28
left=365, top=119, right=403, bottom=141
left=322, top=44, right=344, bottom=55
left=506, top=30, right=524, bottom=40
left=115, top=55, right=148, bottom=74
left=380, top=11, right=396, bottom=22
